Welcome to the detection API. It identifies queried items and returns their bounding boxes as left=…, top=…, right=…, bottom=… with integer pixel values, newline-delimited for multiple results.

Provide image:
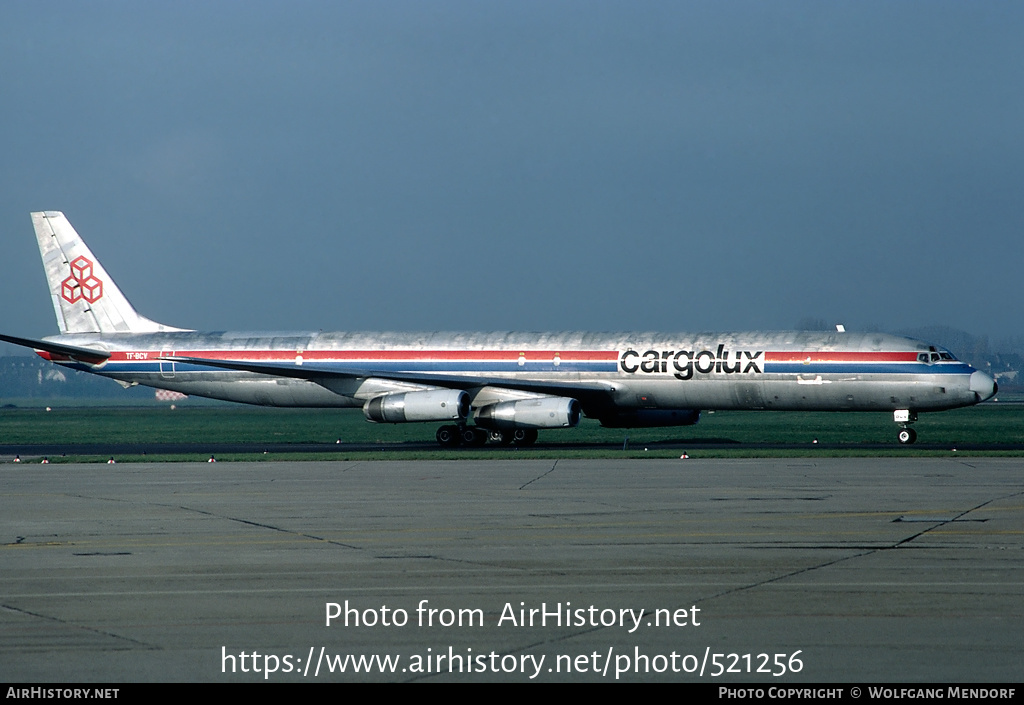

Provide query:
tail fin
left=32, top=211, right=190, bottom=334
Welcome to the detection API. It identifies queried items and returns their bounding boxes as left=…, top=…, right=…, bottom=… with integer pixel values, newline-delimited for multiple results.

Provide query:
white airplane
left=1, top=212, right=997, bottom=446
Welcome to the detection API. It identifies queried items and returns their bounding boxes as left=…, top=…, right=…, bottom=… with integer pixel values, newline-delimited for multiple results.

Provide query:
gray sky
left=1, top=1, right=1022, bottom=344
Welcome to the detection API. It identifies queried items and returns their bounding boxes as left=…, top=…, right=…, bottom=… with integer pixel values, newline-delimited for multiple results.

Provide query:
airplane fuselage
left=38, top=329, right=988, bottom=418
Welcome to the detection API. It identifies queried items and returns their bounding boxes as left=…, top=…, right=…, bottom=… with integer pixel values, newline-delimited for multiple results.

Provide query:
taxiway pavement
left=1, top=458, right=1021, bottom=682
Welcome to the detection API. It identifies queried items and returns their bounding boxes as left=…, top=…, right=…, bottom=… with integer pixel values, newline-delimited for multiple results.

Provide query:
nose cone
left=969, top=370, right=997, bottom=402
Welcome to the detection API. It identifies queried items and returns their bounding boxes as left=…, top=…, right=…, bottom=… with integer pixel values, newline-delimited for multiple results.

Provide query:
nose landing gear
left=894, top=409, right=918, bottom=445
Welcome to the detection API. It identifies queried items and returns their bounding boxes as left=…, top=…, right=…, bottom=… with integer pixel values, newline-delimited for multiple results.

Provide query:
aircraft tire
left=436, top=425, right=461, bottom=447
left=488, top=430, right=514, bottom=446
left=897, top=428, right=917, bottom=445
left=511, top=428, right=539, bottom=447
left=461, top=426, right=488, bottom=447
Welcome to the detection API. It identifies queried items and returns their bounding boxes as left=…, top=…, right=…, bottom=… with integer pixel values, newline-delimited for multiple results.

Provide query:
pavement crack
left=893, top=490, right=1024, bottom=547
left=378, top=553, right=530, bottom=570
left=0, top=602, right=158, bottom=650
left=172, top=505, right=365, bottom=550
left=520, top=460, right=559, bottom=490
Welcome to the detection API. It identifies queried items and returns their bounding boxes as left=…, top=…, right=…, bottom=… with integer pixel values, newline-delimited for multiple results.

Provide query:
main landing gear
left=435, top=425, right=538, bottom=448
left=894, top=410, right=918, bottom=445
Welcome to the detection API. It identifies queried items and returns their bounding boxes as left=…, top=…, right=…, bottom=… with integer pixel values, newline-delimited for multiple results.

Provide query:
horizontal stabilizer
left=0, top=333, right=110, bottom=364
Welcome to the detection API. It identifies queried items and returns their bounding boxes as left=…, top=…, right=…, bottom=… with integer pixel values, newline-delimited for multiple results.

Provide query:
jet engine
left=363, top=389, right=470, bottom=423
left=598, top=409, right=701, bottom=428
left=474, top=397, right=581, bottom=430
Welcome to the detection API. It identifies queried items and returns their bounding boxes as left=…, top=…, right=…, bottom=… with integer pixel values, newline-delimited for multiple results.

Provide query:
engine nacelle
left=598, top=409, right=701, bottom=428
left=363, top=389, right=469, bottom=423
left=474, top=397, right=581, bottom=430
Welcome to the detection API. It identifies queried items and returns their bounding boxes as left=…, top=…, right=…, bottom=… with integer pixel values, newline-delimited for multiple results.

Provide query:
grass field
left=1, top=401, right=1021, bottom=460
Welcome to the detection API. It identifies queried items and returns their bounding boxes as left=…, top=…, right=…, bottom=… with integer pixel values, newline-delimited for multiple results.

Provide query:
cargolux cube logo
left=61, top=256, right=104, bottom=304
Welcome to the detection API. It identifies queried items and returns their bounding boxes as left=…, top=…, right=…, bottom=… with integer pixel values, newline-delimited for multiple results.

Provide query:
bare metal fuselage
left=40, top=329, right=988, bottom=418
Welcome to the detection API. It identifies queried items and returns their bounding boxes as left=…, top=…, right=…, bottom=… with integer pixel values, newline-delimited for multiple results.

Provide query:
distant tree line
left=895, top=326, right=1022, bottom=391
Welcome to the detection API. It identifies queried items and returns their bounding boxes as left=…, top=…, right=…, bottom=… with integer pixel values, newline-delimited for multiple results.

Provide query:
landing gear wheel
left=510, top=428, right=538, bottom=447
left=461, top=426, right=488, bottom=447
left=897, top=428, right=917, bottom=445
left=436, top=425, right=461, bottom=447
left=488, top=430, right=514, bottom=446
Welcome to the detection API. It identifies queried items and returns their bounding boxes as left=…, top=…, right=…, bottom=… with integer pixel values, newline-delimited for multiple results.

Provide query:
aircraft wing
left=163, top=354, right=619, bottom=408
left=0, top=333, right=111, bottom=365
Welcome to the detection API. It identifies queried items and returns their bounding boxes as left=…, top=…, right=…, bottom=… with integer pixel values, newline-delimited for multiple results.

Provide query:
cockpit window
left=918, top=350, right=957, bottom=364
